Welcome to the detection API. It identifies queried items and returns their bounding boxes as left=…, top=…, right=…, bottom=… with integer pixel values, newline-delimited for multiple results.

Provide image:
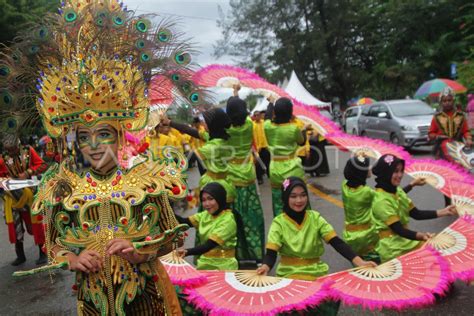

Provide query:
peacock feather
left=0, top=0, right=210, bottom=138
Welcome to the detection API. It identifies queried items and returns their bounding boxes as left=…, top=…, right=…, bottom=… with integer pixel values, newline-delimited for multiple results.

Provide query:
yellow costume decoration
left=1, top=0, right=208, bottom=315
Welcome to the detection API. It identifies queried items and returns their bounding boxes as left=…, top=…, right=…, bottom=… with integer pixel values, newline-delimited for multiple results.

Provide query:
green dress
left=189, top=209, right=238, bottom=270
left=341, top=181, right=379, bottom=257
left=227, top=117, right=265, bottom=261
left=266, top=210, right=337, bottom=280
left=372, top=187, right=421, bottom=263
left=267, top=210, right=340, bottom=316
left=197, top=138, right=236, bottom=203
left=264, top=121, right=304, bottom=217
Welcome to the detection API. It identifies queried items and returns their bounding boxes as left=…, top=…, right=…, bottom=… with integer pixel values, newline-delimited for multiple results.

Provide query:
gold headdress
left=0, top=0, right=206, bottom=138
left=439, top=86, right=455, bottom=102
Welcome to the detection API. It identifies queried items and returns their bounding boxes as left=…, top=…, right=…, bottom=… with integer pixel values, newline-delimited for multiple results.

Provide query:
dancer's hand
left=68, top=250, right=103, bottom=273
left=176, top=248, right=187, bottom=258
left=160, top=115, right=171, bottom=126
left=256, top=264, right=270, bottom=275
left=416, top=232, right=435, bottom=241
left=232, top=84, right=241, bottom=96
left=437, top=205, right=458, bottom=217
left=410, top=177, right=426, bottom=187
left=352, top=256, right=377, bottom=268
left=106, top=239, right=148, bottom=264
left=267, top=95, right=277, bottom=103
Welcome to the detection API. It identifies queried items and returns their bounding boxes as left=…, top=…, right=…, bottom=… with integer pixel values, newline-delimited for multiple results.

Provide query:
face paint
left=76, top=124, right=119, bottom=173
left=77, top=126, right=118, bottom=149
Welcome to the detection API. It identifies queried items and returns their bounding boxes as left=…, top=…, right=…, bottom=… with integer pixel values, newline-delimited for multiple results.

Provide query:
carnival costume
left=177, top=183, right=238, bottom=271
left=264, top=98, right=305, bottom=217
left=0, top=136, right=47, bottom=265
left=226, top=96, right=265, bottom=262
left=252, top=112, right=270, bottom=184
left=371, top=155, right=445, bottom=262
left=170, top=108, right=237, bottom=203
left=0, top=0, right=213, bottom=314
left=341, top=156, right=378, bottom=258
left=429, top=87, right=472, bottom=160
left=262, top=177, right=364, bottom=315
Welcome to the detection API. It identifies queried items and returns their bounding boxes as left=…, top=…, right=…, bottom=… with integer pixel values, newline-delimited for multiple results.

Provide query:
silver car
left=358, top=100, right=435, bottom=148
left=343, top=105, right=363, bottom=135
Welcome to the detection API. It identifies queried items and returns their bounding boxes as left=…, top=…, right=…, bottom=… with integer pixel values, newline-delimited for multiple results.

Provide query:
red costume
left=429, top=110, right=472, bottom=160
left=1, top=146, right=47, bottom=245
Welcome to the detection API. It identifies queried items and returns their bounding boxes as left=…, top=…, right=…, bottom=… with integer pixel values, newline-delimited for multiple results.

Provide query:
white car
left=343, top=106, right=363, bottom=135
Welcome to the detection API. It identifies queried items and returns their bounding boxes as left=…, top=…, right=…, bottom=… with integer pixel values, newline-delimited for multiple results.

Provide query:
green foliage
left=458, top=58, right=474, bottom=92
left=0, top=0, right=57, bottom=44
left=244, top=94, right=259, bottom=111
left=216, top=0, right=473, bottom=106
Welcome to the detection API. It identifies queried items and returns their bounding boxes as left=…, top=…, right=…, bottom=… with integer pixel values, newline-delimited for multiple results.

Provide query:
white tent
left=285, top=71, right=331, bottom=108
left=251, top=97, right=269, bottom=114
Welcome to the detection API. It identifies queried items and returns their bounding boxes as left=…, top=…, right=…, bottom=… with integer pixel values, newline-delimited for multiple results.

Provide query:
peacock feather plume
left=0, top=0, right=209, bottom=138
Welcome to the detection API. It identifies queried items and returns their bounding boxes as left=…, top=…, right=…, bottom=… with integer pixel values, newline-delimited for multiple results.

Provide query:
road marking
left=307, top=185, right=343, bottom=209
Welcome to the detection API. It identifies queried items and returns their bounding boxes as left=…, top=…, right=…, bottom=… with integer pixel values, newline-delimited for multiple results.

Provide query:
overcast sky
left=126, top=0, right=232, bottom=66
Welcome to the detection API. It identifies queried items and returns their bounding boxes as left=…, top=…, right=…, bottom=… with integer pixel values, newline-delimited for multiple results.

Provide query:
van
left=343, top=105, right=363, bottom=135
left=358, top=100, right=435, bottom=148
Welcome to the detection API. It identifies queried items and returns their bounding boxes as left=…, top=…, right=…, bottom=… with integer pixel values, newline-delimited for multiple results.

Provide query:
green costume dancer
left=226, top=96, right=265, bottom=262
left=175, top=182, right=239, bottom=316
left=371, top=154, right=458, bottom=262
left=341, top=156, right=379, bottom=260
left=176, top=183, right=238, bottom=270
left=168, top=109, right=237, bottom=203
left=264, top=98, right=306, bottom=217
left=257, top=177, right=376, bottom=316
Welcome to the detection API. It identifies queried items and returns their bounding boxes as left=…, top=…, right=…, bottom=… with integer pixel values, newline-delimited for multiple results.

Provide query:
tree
left=0, top=0, right=57, bottom=44
left=215, top=0, right=473, bottom=106
left=456, top=3, right=474, bottom=92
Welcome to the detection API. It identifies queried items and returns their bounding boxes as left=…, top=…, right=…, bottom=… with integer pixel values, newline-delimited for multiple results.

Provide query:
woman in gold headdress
left=0, top=1, right=208, bottom=315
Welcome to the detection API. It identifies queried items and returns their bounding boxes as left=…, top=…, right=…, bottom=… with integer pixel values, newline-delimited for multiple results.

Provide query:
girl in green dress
left=371, top=154, right=458, bottom=262
left=176, top=182, right=238, bottom=270
left=257, top=177, right=376, bottom=315
left=341, top=155, right=380, bottom=261
left=166, top=108, right=237, bottom=204
left=342, top=155, right=428, bottom=262
left=264, top=98, right=309, bottom=217
left=226, top=95, right=265, bottom=263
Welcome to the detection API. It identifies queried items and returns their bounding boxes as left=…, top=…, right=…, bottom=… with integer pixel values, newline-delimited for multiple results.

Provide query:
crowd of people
left=1, top=88, right=463, bottom=315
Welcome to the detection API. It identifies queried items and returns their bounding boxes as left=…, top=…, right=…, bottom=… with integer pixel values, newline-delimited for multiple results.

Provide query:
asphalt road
left=0, top=146, right=472, bottom=315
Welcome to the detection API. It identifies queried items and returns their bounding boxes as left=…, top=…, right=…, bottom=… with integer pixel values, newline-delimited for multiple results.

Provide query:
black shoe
left=35, top=245, right=47, bottom=265
left=11, top=257, right=26, bottom=266
left=11, top=242, right=26, bottom=266
left=35, top=254, right=47, bottom=265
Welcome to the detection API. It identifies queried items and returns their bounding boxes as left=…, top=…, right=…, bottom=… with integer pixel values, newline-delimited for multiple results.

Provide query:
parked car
left=358, top=100, right=434, bottom=148
left=342, top=105, right=363, bottom=135
left=319, top=109, right=342, bottom=128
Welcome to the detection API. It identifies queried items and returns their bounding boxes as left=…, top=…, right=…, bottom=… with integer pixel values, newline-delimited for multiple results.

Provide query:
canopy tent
left=285, top=71, right=331, bottom=109
left=251, top=97, right=269, bottom=114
